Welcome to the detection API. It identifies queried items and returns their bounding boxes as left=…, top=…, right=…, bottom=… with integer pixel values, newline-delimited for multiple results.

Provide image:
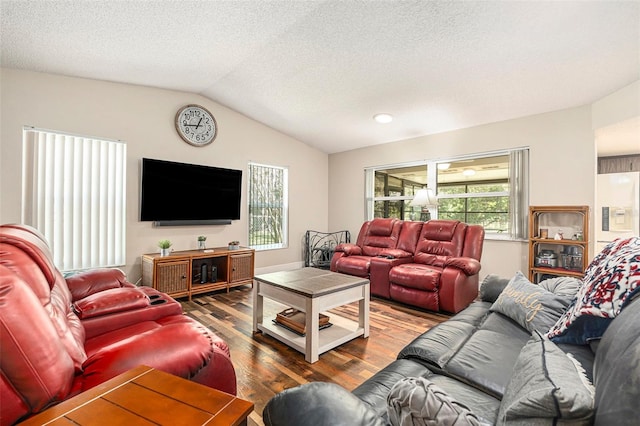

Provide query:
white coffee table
left=253, top=268, right=370, bottom=363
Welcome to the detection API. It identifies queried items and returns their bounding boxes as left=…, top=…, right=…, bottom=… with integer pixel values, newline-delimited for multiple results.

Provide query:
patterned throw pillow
left=546, top=237, right=640, bottom=344
left=489, top=272, right=578, bottom=333
left=387, top=377, right=481, bottom=426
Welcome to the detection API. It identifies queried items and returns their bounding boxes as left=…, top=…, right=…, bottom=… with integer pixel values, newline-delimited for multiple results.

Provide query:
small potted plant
left=197, top=235, right=207, bottom=250
left=158, top=239, right=172, bottom=256
left=228, top=240, right=240, bottom=250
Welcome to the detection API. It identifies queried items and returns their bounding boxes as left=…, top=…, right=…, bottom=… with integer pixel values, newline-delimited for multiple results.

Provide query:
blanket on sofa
left=547, top=237, right=640, bottom=344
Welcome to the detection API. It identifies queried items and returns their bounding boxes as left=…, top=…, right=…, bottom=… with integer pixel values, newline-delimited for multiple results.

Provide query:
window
left=367, top=162, right=429, bottom=220
left=365, top=149, right=529, bottom=240
left=248, top=162, right=288, bottom=250
left=22, top=127, right=127, bottom=271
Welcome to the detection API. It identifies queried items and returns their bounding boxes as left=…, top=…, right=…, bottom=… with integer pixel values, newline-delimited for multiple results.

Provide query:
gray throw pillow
left=496, top=331, right=595, bottom=425
left=387, top=377, right=481, bottom=426
left=490, top=272, right=575, bottom=333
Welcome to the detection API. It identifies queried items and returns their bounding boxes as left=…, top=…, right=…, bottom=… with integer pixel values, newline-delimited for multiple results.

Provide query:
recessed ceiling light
left=437, top=163, right=451, bottom=170
left=462, top=169, right=476, bottom=176
left=373, top=113, right=393, bottom=124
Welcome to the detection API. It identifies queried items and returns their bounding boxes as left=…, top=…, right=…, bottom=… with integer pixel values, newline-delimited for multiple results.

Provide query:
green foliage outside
left=374, top=181, right=510, bottom=233
left=249, top=165, right=285, bottom=246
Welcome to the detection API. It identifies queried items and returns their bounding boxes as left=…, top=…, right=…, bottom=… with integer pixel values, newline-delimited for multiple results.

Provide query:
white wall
left=2, top=68, right=637, bottom=283
left=328, top=106, right=596, bottom=280
left=0, top=69, right=329, bottom=279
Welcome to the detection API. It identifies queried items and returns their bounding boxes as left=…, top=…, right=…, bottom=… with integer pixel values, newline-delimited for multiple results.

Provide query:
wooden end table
left=253, top=267, right=370, bottom=363
left=20, top=365, right=253, bottom=426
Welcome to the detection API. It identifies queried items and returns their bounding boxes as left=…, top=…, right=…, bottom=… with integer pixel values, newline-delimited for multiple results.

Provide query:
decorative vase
left=198, top=240, right=206, bottom=250
left=160, top=248, right=171, bottom=256
left=228, top=244, right=239, bottom=250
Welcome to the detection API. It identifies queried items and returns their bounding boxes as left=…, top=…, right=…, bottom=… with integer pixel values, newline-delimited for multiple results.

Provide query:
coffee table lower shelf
left=258, top=314, right=365, bottom=356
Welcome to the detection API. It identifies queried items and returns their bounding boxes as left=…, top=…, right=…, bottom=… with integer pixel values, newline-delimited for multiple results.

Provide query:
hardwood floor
left=180, top=285, right=450, bottom=426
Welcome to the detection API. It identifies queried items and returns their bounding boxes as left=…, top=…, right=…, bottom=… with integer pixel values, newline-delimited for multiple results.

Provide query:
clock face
left=175, top=105, right=217, bottom=146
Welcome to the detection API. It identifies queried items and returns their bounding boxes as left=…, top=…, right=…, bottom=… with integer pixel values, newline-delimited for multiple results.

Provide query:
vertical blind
left=22, top=128, right=127, bottom=271
left=248, top=162, right=288, bottom=250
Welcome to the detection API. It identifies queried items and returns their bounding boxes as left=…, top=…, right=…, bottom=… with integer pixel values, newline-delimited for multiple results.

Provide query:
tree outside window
left=248, top=163, right=288, bottom=250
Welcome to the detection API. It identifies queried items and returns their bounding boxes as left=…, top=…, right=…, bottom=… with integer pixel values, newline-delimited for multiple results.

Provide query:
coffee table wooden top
left=254, top=267, right=369, bottom=297
left=20, top=365, right=253, bottom=426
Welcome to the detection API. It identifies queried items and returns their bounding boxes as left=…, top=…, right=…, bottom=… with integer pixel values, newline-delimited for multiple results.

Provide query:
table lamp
left=411, top=188, right=438, bottom=221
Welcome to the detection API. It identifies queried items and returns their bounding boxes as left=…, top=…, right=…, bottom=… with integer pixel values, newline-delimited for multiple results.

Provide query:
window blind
left=22, top=128, right=127, bottom=271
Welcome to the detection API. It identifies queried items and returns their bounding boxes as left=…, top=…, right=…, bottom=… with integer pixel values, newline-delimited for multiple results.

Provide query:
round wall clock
left=175, top=104, right=217, bottom=147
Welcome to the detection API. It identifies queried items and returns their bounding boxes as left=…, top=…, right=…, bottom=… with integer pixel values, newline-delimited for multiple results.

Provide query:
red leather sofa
left=331, top=219, right=484, bottom=313
left=0, top=224, right=236, bottom=425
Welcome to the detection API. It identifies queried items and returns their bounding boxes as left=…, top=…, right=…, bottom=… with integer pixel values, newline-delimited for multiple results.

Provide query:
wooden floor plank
left=180, top=284, right=449, bottom=426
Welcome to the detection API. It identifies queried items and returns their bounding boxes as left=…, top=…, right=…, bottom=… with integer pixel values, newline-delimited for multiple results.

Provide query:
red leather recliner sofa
left=331, top=219, right=484, bottom=313
left=0, top=224, right=236, bottom=425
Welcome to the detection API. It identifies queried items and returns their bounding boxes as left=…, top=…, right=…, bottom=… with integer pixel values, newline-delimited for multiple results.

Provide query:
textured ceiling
left=1, top=0, right=639, bottom=154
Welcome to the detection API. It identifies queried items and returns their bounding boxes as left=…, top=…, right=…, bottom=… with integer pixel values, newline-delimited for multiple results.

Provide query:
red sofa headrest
left=368, top=218, right=396, bottom=236
left=0, top=224, right=57, bottom=289
left=421, top=220, right=462, bottom=242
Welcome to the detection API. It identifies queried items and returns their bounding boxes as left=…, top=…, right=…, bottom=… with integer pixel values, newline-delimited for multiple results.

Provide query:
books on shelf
left=274, top=308, right=331, bottom=336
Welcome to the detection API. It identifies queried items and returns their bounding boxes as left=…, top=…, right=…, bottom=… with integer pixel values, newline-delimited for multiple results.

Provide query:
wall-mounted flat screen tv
left=140, top=158, right=242, bottom=225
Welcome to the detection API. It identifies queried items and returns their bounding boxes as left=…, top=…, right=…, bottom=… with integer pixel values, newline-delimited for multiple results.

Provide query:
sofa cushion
left=489, top=272, right=577, bottom=333
left=496, top=331, right=595, bottom=425
left=387, top=377, right=481, bottom=426
left=547, top=237, right=640, bottom=344
left=389, top=263, right=441, bottom=291
left=353, top=358, right=434, bottom=418
left=592, top=296, right=640, bottom=426
left=445, top=329, right=527, bottom=398
left=413, top=220, right=466, bottom=266
left=399, top=321, right=477, bottom=370
left=362, top=218, right=401, bottom=257
left=333, top=255, right=371, bottom=278
left=81, top=320, right=215, bottom=391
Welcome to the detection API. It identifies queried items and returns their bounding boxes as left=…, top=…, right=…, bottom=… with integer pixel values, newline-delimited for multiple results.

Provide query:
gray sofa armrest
left=263, top=382, right=384, bottom=426
left=479, top=274, right=510, bottom=303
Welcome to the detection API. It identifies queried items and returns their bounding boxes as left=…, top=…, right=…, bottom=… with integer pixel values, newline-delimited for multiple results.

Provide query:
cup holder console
left=148, top=294, right=161, bottom=300
left=150, top=298, right=167, bottom=305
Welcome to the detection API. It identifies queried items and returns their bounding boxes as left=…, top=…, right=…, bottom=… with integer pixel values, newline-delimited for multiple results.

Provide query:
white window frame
left=247, top=162, right=289, bottom=251
left=21, top=127, right=127, bottom=271
left=365, top=148, right=529, bottom=240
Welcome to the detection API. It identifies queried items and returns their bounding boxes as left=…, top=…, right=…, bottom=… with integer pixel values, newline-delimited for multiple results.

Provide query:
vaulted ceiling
left=1, top=1, right=639, bottom=154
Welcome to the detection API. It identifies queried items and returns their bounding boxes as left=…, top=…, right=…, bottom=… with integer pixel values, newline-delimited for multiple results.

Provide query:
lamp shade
left=411, top=188, right=438, bottom=207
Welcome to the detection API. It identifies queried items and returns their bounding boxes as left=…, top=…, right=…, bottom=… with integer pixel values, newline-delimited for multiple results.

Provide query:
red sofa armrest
left=80, top=289, right=183, bottom=340
left=66, top=268, right=134, bottom=301
left=443, top=257, right=481, bottom=276
left=379, top=248, right=413, bottom=259
left=335, top=243, right=362, bottom=256
left=72, top=287, right=150, bottom=319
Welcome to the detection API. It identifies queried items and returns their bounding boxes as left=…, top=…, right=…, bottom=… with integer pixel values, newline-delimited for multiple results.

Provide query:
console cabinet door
left=156, top=260, right=190, bottom=296
left=230, top=253, right=254, bottom=284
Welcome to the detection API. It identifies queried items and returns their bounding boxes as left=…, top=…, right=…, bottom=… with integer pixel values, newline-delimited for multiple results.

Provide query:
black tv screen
left=140, top=158, right=242, bottom=224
